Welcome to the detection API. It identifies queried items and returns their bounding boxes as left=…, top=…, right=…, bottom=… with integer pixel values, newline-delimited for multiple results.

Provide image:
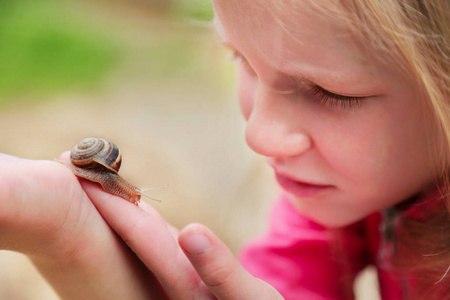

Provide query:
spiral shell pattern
left=70, top=137, right=122, bottom=173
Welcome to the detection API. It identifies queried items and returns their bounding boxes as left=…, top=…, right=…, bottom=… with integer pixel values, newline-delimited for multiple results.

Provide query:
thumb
left=178, top=224, right=283, bottom=300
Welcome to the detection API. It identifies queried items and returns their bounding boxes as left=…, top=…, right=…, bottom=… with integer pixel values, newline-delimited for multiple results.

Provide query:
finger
left=80, top=181, right=204, bottom=299
left=137, top=201, right=179, bottom=240
left=179, top=223, right=284, bottom=300
left=58, top=150, right=71, bottom=161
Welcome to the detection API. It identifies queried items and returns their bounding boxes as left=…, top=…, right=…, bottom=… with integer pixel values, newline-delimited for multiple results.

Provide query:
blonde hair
left=271, top=0, right=450, bottom=297
left=324, top=1, right=450, bottom=297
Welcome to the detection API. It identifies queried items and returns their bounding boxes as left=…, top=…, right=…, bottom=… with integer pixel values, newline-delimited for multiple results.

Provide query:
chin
left=290, top=199, right=367, bottom=228
left=313, top=216, right=364, bottom=229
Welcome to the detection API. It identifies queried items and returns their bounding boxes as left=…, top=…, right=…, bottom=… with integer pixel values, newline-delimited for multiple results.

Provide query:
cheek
left=236, top=66, right=256, bottom=120
left=316, top=125, right=374, bottom=182
left=322, top=107, right=435, bottom=201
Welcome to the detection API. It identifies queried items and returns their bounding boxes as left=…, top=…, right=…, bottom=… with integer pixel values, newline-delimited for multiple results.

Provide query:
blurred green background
left=0, top=1, right=379, bottom=299
left=0, top=0, right=220, bottom=104
left=0, top=1, right=277, bottom=299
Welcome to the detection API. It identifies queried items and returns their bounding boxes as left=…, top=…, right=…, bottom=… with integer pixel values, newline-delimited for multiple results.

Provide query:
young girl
left=0, top=0, right=448, bottom=299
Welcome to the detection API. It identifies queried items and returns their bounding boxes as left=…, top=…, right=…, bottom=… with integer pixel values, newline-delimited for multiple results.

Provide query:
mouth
left=275, top=172, right=333, bottom=198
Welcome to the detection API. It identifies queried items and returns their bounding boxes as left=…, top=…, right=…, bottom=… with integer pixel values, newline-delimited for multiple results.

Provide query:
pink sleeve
left=239, top=196, right=368, bottom=300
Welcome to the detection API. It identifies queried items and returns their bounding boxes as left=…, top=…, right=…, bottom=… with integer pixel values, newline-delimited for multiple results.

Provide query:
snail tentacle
left=135, top=189, right=162, bottom=203
left=140, top=184, right=169, bottom=191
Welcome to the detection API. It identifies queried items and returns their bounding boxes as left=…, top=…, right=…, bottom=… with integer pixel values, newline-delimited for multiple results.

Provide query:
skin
left=0, top=0, right=440, bottom=299
left=0, top=153, right=281, bottom=299
left=0, top=154, right=167, bottom=299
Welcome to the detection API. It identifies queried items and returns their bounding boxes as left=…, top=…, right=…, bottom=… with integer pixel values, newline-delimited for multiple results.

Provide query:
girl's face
left=213, top=0, right=438, bottom=227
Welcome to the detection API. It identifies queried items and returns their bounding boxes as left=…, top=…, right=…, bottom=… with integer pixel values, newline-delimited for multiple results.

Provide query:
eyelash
left=230, top=50, right=367, bottom=109
left=310, top=85, right=366, bottom=109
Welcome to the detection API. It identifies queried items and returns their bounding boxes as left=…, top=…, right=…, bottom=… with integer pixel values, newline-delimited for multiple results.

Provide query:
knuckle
left=201, top=262, right=235, bottom=288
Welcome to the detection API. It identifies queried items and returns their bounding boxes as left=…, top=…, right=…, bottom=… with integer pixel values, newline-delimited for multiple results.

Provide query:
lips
left=275, top=172, right=332, bottom=198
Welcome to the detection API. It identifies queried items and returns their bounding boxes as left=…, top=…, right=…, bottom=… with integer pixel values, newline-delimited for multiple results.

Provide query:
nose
left=244, top=88, right=312, bottom=158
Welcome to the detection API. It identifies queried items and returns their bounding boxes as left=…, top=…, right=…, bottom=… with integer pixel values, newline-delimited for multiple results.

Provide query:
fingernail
left=182, top=232, right=211, bottom=255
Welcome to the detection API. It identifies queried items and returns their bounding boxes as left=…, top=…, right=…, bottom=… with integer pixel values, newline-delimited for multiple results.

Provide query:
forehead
left=213, top=0, right=352, bottom=45
left=213, top=0, right=373, bottom=84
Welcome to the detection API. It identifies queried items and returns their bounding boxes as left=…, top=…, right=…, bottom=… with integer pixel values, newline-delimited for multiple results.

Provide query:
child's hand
left=0, top=153, right=166, bottom=299
left=0, top=153, right=91, bottom=256
left=81, top=178, right=284, bottom=300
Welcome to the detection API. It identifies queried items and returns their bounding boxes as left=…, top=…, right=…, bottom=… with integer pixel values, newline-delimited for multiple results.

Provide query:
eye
left=310, top=85, right=366, bottom=109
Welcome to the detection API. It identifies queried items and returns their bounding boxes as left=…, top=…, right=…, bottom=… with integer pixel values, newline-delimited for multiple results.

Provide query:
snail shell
left=71, top=138, right=122, bottom=173
left=60, top=137, right=162, bottom=205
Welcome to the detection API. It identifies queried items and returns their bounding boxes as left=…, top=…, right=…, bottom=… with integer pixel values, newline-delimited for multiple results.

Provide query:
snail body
left=60, top=137, right=162, bottom=205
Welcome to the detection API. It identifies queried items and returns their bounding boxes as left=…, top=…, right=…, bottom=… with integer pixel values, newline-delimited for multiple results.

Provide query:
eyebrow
left=222, top=42, right=362, bottom=91
left=212, top=18, right=383, bottom=95
left=284, top=59, right=384, bottom=95
left=213, top=17, right=227, bottom=42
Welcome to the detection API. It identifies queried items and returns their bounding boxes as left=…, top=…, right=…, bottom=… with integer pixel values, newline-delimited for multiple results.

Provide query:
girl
left=0, top=0, right=448, bottom=299
left=213, top=0, right=450, bottom=298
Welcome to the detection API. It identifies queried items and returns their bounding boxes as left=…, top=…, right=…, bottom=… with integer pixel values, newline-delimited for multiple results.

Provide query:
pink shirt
left=239, top=196, right=430, bottom=299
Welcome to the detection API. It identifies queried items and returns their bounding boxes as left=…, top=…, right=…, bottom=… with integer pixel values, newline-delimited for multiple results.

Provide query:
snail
left=58, top=137, right=165, bottom=205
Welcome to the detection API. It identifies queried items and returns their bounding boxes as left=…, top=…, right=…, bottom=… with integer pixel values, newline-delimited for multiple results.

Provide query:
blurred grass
left=171, top=0, right=214, bottom=21
left=0, top=0, right=123, bottom=103
left=0, top=0, right=216, bottom=105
